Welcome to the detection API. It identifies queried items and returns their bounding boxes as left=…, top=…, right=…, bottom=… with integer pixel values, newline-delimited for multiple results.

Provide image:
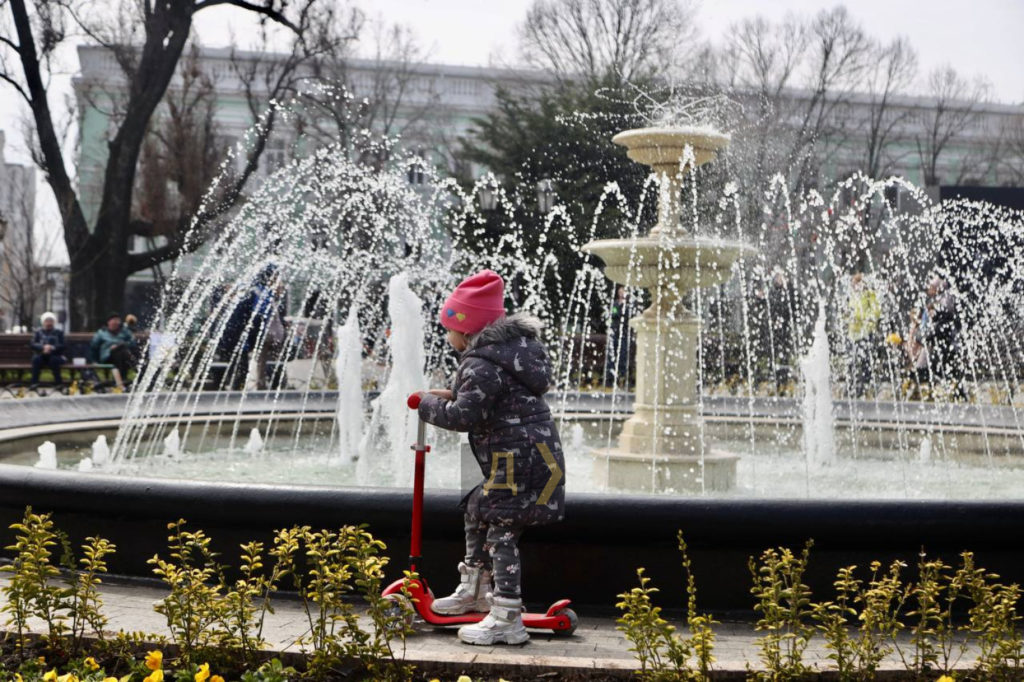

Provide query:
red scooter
left=380, top=393, right=578, bottom=635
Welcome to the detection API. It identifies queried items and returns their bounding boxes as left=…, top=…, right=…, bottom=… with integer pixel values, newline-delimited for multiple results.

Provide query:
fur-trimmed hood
left=464, top=312, right=551, bottom=396
left=466, top=312, right=543, bottom=350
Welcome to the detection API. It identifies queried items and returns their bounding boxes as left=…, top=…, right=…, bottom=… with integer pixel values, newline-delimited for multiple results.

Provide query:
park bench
left=0, top=332, right=145, bottom=395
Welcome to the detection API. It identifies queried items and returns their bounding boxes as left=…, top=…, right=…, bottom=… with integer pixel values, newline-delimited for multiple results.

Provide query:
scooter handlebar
left=407, top=392, right=422, bottom=410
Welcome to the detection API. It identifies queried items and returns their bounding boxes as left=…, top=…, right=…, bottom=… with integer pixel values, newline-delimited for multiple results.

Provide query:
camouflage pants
left=464, top=513, right=524, bottom=599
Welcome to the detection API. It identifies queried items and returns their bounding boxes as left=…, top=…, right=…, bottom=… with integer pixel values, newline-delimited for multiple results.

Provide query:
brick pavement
left=2, top=578, right=981, bottom=678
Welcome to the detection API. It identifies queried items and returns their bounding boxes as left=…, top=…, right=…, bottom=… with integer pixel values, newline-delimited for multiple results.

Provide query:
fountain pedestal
left=583, top=127, right=753, bottom=493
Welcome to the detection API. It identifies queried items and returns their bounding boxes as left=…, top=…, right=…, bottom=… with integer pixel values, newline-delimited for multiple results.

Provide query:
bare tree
left=722, top=14, right=807, bottom=98
left=0, top=0, right=345, bottom=329
left=860, top=36, right=917, bottom=179
left=722, top=7, right=870, bottom=193
left=720, top=13, right=809, bottom=209
left=915, top=65, right=990, bottom=186
left=518, top=0, right=698, bottom=84
left=294, top=17, right=444, bottom=169
left=133, top=45, right=226, bottom=289
left=787, top=5, right=871, bottom=188
left=0, top=186, right=58, bottom=330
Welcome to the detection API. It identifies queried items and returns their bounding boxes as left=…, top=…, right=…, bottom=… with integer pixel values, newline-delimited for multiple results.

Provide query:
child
left=415, top=269, right=566, bottom=646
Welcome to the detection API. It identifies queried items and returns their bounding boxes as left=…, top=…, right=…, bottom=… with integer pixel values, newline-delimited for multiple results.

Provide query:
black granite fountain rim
left=3, top=461, right=1024, bottom=551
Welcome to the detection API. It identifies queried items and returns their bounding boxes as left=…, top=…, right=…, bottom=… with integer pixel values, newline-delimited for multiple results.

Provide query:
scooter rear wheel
left=552, top=607, right=578, bottom=636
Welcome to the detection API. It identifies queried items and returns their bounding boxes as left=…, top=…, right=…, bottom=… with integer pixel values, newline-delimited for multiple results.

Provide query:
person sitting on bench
left=90, top=313, right=137, bottom=386
left=29, top=312, right=65, bottom=387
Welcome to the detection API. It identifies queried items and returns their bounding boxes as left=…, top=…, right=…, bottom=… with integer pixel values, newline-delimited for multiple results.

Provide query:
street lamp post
left=478, top=184, right=497, bottom=211
left=536, top=178, right=555, bottom=213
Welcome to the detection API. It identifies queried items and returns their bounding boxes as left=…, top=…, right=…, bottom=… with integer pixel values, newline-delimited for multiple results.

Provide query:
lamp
left=478, top=183, right=497, bottom=211
left=536, top=178, right=555, bottom=213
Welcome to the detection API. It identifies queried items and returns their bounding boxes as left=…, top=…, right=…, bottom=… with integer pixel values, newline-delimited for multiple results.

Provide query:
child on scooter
left=414, top=269, right=566, bottom=645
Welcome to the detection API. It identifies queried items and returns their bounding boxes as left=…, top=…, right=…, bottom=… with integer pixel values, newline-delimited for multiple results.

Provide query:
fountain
left=3, top=88, right=1024, bottom=613
left=800, top=305, right=836, bottom=469
left=583, top=126, right=755, bottom=492
left=34, top=441, right=57, bottom=469
left=244, top=428, right=265, bottom=455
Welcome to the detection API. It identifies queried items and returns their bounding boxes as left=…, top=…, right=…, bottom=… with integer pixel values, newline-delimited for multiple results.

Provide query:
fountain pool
left=2, top=392, right=1023, bottom=500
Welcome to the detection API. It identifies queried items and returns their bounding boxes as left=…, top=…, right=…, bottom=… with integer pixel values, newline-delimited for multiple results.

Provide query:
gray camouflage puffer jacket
left=418, top=313, right=565, bottom=527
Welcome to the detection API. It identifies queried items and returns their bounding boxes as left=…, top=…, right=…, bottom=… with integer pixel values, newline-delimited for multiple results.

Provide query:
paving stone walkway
left=1, top=578, right=983, bottom=678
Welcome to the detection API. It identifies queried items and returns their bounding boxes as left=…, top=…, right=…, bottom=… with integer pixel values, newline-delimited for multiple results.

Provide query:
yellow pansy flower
left=937, top=677, right=955, bottom=682
left=194, top=663, right=211, bottom=682
left=144, top=650, right=163, bottom=671
left=210, top=676, right=225, bottom=682
left=15, top=674, right=24, bottom=682
left=42, top=671, right=58, bottom=682
left=143, top=671, right=164, bottom=682
left=84, top=658, right=100, bottom=672
left=457, top=677, right=473, bottom=682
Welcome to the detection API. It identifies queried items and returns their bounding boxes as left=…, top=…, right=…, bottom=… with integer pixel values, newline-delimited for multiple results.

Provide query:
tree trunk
left=69, top=244, right=128, bottom=332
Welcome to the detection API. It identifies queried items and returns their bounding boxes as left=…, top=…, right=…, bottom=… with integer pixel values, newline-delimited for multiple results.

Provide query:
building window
left=262, top=137, right=287, bottom=177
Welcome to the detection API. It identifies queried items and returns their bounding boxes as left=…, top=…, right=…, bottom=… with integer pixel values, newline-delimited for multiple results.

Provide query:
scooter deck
left=383, top=578, right=575, bottom=631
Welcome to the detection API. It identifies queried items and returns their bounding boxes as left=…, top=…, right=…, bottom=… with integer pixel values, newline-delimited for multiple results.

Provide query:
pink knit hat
left=440, top=270, right=506, bottom=335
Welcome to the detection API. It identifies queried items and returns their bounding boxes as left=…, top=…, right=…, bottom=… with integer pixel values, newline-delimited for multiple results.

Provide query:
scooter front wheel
left=551, top=607, right=578, bottom=636
left=383, top=592, right=417, bottom=629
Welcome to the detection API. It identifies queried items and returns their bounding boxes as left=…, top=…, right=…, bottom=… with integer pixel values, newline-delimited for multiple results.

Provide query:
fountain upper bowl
left=612, top=126, right=731, bottom=170
left=583, top=235, right=756, bottom=289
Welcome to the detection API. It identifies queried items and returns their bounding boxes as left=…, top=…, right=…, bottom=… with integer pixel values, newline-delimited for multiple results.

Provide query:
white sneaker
left=431, top=562, right=492, bottom=615
left=457, top=595, right=529, bottom=645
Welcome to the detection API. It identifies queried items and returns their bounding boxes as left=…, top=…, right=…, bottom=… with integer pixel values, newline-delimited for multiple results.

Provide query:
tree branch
left=0, top=70, right=31, bottom=104
left=193, top=0, right=301, bottom=34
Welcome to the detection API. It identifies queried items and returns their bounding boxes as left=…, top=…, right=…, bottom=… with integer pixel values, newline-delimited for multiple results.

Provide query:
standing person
left=216, top=283, right=255, bottom=390
left=90, top=313, right=137, bottom=384
left=215, top=265, right=286, bottom=390
left=906, top=308, right=930, bottom=400
left=249, top=265, right=287, bottom=390
left=768, top=270, right=795, bottom=392
left=846, top=272, right=881, bottom=398
left=414, top=269, right=565, bottom=646
left=29, top=312, right=65, bottom=387
left=605, top=286, right=636, bottom=388
left=925, top=277, right=965, bottom=397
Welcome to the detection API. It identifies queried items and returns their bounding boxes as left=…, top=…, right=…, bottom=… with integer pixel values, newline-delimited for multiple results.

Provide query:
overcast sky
left=7, top=0, right=1024, bottom=167
left=5, top=0, right=1024, bottom=263
left=228, top=0, right=1021, bottom=99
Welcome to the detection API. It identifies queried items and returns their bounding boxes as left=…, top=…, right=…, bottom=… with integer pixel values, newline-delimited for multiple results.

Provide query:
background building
left=71, top=44, right=1024, bottom=322
left=0, top=131, right=41, bottom=331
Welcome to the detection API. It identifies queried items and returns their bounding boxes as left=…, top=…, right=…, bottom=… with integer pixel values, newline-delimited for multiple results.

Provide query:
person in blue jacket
left=90, top=313, right=137, bottom=381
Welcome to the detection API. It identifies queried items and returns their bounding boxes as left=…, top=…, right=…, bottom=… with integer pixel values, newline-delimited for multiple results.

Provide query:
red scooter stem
left=407, top=393, right=428, bottom=573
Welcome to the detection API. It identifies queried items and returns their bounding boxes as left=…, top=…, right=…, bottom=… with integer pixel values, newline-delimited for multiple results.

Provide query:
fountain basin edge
left=4, top=462, right=1024, bottom=614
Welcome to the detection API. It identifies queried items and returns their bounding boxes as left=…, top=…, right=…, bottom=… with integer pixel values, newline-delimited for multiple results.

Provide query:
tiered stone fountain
left=584, top=127, right=755, bottom=493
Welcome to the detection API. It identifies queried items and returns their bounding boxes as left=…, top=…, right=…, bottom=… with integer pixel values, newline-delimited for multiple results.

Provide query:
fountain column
left=584, top=127, right=755, bottom=493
